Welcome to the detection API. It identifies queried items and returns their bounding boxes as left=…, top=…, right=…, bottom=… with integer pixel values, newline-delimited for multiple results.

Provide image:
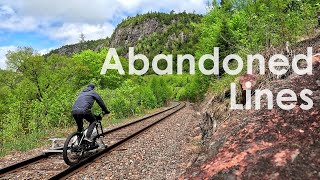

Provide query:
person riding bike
left=72, top=84, right=110, bottom=142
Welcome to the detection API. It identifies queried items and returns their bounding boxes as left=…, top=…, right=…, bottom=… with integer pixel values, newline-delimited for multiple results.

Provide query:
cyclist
left=72, top=84, right=110, bottom=142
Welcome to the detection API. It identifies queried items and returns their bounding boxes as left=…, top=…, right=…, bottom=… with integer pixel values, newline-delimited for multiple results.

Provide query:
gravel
left=0, top=105, right=171, bottom=171
left=1, top=102, right=201, bottom=179
left=1, top=155, right=69, bottom=179
left=0, top=146, right=51, bottom=170
left=69, top=102, right=200, bottom=180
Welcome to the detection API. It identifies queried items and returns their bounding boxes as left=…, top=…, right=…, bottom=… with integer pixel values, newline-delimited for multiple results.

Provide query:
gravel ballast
left=70, top=102, right=200, bottom=179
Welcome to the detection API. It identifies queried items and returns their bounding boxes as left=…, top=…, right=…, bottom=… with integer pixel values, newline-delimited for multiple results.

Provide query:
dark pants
left=72, top=113, right=96, bottom=139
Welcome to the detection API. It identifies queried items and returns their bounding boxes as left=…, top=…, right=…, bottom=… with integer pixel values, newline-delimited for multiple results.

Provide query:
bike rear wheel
left=63, top=132, right=83, bottom=166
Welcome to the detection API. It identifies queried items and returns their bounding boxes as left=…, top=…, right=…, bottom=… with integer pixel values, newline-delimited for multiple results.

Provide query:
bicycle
left=63, top=113, right=106, bottom=166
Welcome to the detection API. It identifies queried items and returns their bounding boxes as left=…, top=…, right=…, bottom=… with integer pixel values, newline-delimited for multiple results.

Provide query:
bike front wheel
left=63, top=132, right=83, bottom=166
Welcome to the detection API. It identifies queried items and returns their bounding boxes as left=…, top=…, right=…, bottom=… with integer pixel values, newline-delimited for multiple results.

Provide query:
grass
left=0, top=106, right=166, bottom=157
left=0, top=131, right=47, bottom=156
left=211, top=74, right=238, bottom=94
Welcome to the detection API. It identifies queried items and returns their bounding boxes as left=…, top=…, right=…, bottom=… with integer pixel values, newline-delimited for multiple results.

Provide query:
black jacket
left=72, top=87, right=109, bottom=115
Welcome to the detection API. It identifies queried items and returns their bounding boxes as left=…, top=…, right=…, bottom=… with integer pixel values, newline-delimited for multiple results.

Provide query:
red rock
left=312, top=54, right=320, bottom=64
left=239, top=74, right=257, bottom=90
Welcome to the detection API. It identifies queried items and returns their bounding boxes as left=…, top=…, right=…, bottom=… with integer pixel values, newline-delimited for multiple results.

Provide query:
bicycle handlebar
left=95, top=112, right=109, bottom=122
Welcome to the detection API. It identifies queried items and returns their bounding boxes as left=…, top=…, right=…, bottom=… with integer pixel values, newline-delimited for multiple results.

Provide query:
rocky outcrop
left=47, top=13, right=201, bottom=57
left=181, top=34, right=320, bottom=179
left=108, top=12, right=202, bottom=57
left=110, top=18, right=166, bottom=48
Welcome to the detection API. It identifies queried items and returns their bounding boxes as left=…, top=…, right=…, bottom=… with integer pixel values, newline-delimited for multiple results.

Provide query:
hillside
left=110, top=12, right=201, bottom=57
left=1, top=2, right=319, bottom=179
left=48, top=38, right=110, bottom=57
left=48, top=12, right=202, bottom=60
left=181, top=35, right=320, bottom=179
left=1, top=12, right=203, bottom=156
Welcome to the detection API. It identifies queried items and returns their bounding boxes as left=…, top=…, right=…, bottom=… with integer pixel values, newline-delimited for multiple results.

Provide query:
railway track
left=0, top=102, right=185, bottom=179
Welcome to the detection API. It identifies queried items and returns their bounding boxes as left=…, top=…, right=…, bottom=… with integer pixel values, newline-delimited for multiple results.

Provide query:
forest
left=0, top=0, right=318, bottom=156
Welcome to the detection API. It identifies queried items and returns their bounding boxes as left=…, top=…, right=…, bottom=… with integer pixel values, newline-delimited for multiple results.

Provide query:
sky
left=0, top=0, right=208, bottom=69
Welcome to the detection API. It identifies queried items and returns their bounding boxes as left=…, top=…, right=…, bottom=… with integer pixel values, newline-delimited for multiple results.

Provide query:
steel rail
left=49, top=102, right=186, bottom=180
left=0, top=102, right=181, bottom=177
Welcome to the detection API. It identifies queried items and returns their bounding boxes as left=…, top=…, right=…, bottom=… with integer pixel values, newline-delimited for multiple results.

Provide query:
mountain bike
left=63, top=113, right=106, bottom=166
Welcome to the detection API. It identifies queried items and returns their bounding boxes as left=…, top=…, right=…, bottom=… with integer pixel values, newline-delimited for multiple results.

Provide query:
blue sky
left=0, top=0, right=208, bottom=69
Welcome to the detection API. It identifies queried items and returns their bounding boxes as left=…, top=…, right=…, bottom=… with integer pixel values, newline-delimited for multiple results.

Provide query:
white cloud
left=0, top=4, right=14, bottom=15
left=2, top=0, right=122, bottom=23
left=42, top=23, right=115, bottom=44
left=0, top=0, right=207, bottom=46
left=0, top=46, right=16, bottom=69
left=0, top=4, right=115, bottom=44
left=4, top=0, right=206, bottom=23
left=38, top=47, right=54, bottom=55
left=0, top=5, right=41, bottom=31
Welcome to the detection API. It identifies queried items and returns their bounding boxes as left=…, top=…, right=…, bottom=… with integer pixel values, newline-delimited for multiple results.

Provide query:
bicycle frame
left=95, top=120, right=104, bottom=139
left=76, top=118, right=104, bottom=146
left=63, top=113, right=106, bottom=165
